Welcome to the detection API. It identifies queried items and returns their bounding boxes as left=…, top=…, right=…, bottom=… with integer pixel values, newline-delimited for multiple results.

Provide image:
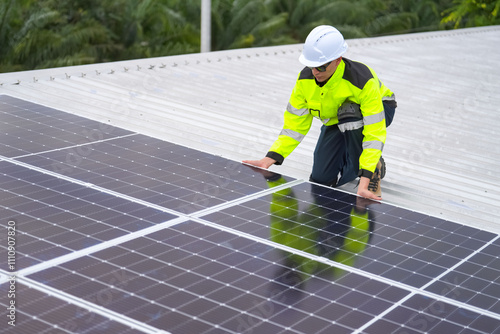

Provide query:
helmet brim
left=298, top=42, right=348, bottom=67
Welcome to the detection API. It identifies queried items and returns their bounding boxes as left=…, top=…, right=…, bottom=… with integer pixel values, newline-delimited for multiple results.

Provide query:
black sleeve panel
left=342, top=58, right=374, bottom=90
left=299, top=67, right=315, bottom=80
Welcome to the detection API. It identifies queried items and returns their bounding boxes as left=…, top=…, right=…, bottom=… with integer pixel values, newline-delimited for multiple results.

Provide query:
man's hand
left=242, top=157, right=276, bottom=169
left=357, top=176, right=382, bottom=201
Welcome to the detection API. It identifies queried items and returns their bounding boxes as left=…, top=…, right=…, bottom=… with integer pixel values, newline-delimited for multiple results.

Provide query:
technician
left=243, top=25, right=396, bottom=200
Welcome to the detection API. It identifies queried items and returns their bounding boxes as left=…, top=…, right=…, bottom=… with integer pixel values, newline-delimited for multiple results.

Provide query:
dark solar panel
left=365, top=294, right=500, bottom=334
left=0, top=95, right=133, bottom=158
left=18, top=134, right=295, bottom=214
left=0, top=160, right=177, bottom=270
left=0, top=282, right=147, bottom=334
left=2, top=96, right=500, bottom=334
left=201, top=181, right=497, bottom=288
left=27, top=221, right=410, bottom=334
left=425, top=237, right=500, bottom=314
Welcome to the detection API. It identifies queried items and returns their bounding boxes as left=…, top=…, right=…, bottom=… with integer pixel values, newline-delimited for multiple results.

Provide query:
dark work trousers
left=310, top=101, right=396, bottom=187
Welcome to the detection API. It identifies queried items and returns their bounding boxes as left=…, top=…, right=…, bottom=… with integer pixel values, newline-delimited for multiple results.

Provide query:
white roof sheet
left=1, top=25, right=499, bottom=233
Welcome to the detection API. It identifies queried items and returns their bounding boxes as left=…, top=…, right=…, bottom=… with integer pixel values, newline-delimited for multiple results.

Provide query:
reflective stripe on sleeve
left=286, top=102, right=309, bottom=116
left=382, top=93, right=396, bottom=101
left=338, top=120, right=363, bottom=132
left=279, top=128, right=305, bottom=142
left=363, top=111, right=385, bottom=126
left=362, top=140, right=384, bottom=151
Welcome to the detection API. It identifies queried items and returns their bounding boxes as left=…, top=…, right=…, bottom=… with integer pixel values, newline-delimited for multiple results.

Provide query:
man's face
left=311, top=58, right=342, bottom=83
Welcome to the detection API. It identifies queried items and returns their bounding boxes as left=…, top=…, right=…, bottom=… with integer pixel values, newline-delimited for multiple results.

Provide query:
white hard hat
left=299, top=25, right=348, bottom=67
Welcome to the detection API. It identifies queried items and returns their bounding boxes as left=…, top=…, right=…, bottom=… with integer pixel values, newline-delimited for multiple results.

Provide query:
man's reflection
left=239, top=166, right=379, bottom=328
left=260, top=171, right=376, bottom=284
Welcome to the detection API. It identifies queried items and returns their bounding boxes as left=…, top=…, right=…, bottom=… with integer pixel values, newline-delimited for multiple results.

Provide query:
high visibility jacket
left=266, top=58, right=395, bottom=175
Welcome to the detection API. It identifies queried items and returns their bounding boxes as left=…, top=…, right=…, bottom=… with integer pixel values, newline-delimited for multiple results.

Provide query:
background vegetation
left=1, top=0, right=499, bottom=72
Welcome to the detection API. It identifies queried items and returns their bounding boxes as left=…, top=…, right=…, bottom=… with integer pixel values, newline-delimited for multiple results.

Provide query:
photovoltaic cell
left=201, top=180, right=497, bottom=288
left=366, top=294, right=500, bottom=334
left=2, top=95, right=500, bottom=333
left=27, top=221, right=410, bottom=334
left=425, top=237, right=500, bottom=314
left=0, top=160, right=177, bottom=270
left=0, top=282, right=144, bottom=334
left=18, top=134, right=294, bottom=214
left=0, top=95, right=132, bottom=158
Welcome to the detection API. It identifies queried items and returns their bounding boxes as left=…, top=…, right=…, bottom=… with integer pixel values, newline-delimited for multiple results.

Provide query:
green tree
left=0, top=0, right=36, bottom=72
left=442, top=0, right=500, bottom=27
left=105, top=0, right=199, bottom=59
left=211, top=0, right=270, bottom=49
left=7, top=0, right=117, bottom=69
left=0, top=0, right=488, bottom=73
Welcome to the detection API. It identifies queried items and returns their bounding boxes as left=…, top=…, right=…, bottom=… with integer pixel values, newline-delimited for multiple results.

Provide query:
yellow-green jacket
left=266, top=58, right=395, bottom=175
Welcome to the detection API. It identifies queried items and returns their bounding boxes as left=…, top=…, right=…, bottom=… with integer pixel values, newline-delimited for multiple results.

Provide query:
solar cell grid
left=0, top=160, right=177, bottom=270
left=0, top=283, right=144, bottom=334
left=0, top=95, right=132, bottom=158
left=2, top=96, right=500, bottom=333
left=26, top=221, right=410, bottom=334
left=200, top=180, right=497, bottom=289
left=370, top=294, right=500, bottom=334
left=18, top=133, right=295, bottom=214
left=425, top=237, right=500, bottom=314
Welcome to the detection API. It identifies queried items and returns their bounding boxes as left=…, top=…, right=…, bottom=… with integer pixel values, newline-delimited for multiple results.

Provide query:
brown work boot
left=368, top=157, right=386, bottom=197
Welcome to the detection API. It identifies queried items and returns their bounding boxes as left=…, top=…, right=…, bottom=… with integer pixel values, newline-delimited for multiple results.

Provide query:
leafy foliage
left=442, top=0, right=500, bottom=27
left=0, top=0, right=492, bottom=73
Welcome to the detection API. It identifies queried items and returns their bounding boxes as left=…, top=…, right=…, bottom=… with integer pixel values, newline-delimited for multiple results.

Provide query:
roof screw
left=65, top=73, right=71, bottom=79
left=206, top=59, right=211, bottom=63
left=137, top=65, right=141, bottom=70
left=185, top=61, right=189, bottom=65
left=50, top=76, right=55, bottom=81
left=124, top=67, right=129, bottom=72
left=14, top=80, right=20, bottom=85
left=149, top=65, right=154, bottom=70
left=172, top=63, right=178, bottom=67
left=109, top=69, right=115, bottom=74
left=81, top=73, right=86, bottom=78
left=96, top=70, right=101, bottom=75
left=33, top=77, right=38, bottom=83
left=160, top=63, right=166, bottom=68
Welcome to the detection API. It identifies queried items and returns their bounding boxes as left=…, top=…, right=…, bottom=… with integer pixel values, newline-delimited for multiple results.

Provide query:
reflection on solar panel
left=1, top=95, right=499, bottom=334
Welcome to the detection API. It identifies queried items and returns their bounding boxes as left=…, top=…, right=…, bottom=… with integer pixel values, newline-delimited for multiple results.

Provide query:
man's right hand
left=242, top=157, right=276, bottom=169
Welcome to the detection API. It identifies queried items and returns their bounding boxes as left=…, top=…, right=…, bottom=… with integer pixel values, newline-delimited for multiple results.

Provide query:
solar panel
left=0, top=283, right=145, bottom=334
left=24, top=222, right=411, bottom=333
left=0, top=95, right=133, bottom=158
left=425, top=238, right=500, bottom=314
left=200, top=182, right=496, bottom=288
left=1, top=95, right=499, bottom=334
left=0, top=160, right=177, bottom=270
left=17, top=134, right=295, bottom=214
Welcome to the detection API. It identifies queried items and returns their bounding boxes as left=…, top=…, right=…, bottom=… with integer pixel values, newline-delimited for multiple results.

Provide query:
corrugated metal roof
left=1, top=25, right=499, bottom=233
